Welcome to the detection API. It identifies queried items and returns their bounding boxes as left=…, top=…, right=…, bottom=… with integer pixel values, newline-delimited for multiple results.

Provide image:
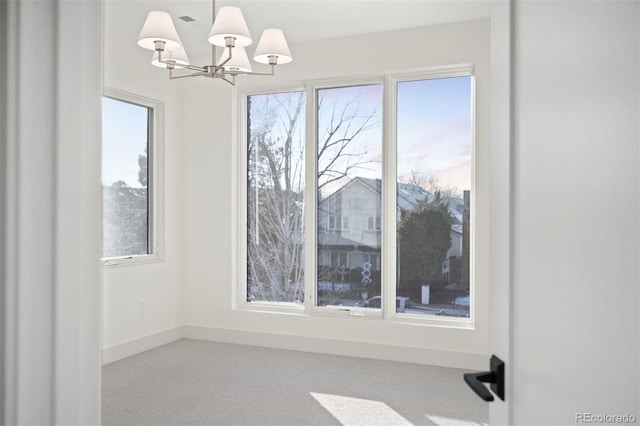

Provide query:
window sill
left=237, top=301, right=306, bottom=316
left=390, top=313, right=475, bottom=330
left=102, top=253, right=161, bottom=268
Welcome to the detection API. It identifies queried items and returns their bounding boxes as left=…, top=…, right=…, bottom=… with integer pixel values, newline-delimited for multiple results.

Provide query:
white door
left=485, top=1, right=640, bottom=424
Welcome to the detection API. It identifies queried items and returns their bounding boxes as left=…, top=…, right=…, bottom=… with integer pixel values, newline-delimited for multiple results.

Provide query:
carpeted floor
left=102, top=339, right=488, bottom=425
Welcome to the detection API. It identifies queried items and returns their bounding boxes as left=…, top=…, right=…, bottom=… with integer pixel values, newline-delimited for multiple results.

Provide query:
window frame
left=305, top=77, right=385, bottom=318
left=236, top=86, right=307, bottom=313
left=383, top=64, right=476, bottom=327
left=236, top=65, right=477, bottom=328
left=101, top=87, right=164, bottom=267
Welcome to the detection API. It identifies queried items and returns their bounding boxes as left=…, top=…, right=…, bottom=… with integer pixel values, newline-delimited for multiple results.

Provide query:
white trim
left=101, top=323, right=488, bottom=370
left=235, top=87, right=307, bottom=311
left=382, top=74, right=396, bottom=321
left=308, top=77, right=385, bottom=318
left=387, top=63, right=475, bottom=83
left=304, top=82, right=317, bottom=311
left=387, top=65, right=476, bottom=326
left=101, top=87, right=165, bottom=267
left=102, top=326, right=184, bottom=365
left=230, top=86, right=240, bottom=309
left=183, top=325, right=486, bottom=370
left=388, top=65, right=476, bottom=326
left=489, top=0, right=513, bottom=422
left=307, top=75, right=385, bottom=91
left=233, top=88, right=246, bottom=309
left=237, top=69, right=480, bottom=326
left=1, top=3, right=16, bottom=422
left=1, top=1, right=103, bottom=423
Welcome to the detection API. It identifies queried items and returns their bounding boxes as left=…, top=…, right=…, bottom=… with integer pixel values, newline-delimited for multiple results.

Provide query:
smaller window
left=367, top=216, right=381, bottom=231
left=329, top=213, right=345, bottom=230
left=331, top=251, right=348, bottom=267
left=101, top=90, right=162, bottom=265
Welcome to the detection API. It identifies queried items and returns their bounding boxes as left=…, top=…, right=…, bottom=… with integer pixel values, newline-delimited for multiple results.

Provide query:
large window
left=241, top=67, right=474, bottom=322
left=396, top=76, right=473, bottom=318
left=102, top=90, right=160, bottom=264
left=246, top=91, right=306, bottom=303
left=316, top=84, right=383, bottom=309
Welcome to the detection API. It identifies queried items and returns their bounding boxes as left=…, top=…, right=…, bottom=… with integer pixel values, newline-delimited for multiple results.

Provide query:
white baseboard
left=183, top=325, right=486, bottom=370
left=102, top=326, right=184, bottom=365
left=102, top=325, right=486, bottom=370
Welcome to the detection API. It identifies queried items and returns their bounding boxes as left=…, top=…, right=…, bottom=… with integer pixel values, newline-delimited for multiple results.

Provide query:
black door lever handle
left=464, top=371, right=497, bottom=401
left=463, top=355, right=505, bottom=402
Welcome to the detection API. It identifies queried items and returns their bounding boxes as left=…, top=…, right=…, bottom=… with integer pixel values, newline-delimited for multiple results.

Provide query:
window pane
left=101, top=97, right=151, bottom=259
left=396, top=76, right=472, bottom=318
left=316, top=84, right=383, bottom=309
left=247, top=91, right=306, bottom=303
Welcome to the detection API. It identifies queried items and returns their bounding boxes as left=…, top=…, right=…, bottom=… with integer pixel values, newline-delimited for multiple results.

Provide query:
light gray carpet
left=102, top=339, right=488, bottom=426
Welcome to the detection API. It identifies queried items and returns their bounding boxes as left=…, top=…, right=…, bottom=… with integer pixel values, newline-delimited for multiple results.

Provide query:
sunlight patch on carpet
left=310, top=392, right=412, bottom=426
left=425, top=414, right=488, bottom=426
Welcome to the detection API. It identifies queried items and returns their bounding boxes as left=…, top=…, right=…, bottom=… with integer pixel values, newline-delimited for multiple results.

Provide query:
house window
left=316, top=83, right=383, bottom=308
left=328, top=213, right=343, bottom=230
left=101, top=90, right=161, bottom=264
left=246, top=91, right=306, bottom=304
left=330, top=251, right=348, bottom=267
left=367, top=216, right=381, bottom=231
left=240, top=66, right=475, bottom=323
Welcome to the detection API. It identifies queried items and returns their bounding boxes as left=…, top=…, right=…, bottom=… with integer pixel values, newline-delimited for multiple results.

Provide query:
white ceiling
left=112, top=0, right=491, bottom=58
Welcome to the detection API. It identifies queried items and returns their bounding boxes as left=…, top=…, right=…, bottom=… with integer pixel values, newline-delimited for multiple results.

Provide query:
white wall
left=181, top=20, right=491, bottom=369
left=511, top=0, right=639, bottom=422
left=102, top=1, right=185, bottom=362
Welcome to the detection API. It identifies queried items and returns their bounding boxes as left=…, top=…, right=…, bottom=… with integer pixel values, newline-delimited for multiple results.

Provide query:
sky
left=102, top=97, right=149, bottom=188
left=103, top=75, right=472, bottom=193
left=314, top=76, right=472, bottom=195
left=397, top=76, right=472, bottom=192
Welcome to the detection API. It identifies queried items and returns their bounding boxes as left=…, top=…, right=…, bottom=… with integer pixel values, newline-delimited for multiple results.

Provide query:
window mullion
left=303, top=84, right=317, bottom=311
left=382, top=75, right=397, bottom=319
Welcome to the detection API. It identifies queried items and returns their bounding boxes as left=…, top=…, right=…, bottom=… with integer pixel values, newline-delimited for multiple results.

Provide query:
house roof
left=320, top=176, right=466, bottom=222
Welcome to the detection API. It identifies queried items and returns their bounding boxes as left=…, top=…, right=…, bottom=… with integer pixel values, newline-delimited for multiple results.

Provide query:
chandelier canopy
left=137, top=1, right=292, bottom=84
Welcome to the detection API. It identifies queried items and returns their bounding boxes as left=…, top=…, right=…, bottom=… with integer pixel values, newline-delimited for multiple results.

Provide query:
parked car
left=364, top=296, right=410, bottom=313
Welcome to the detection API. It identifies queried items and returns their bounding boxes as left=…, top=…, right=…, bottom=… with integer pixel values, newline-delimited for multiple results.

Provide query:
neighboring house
left=317, top=176, right=468, bottom=281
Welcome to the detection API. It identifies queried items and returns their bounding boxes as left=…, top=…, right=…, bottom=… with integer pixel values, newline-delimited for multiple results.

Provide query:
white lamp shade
left=151, top=47, right=189, bottom=69
left=253, top=28, right=292, bottom=64
left=218, top=47, right=252, bottom=73
left=137, top=11, right=182, bottom=51
left=208, top=6, right=252, bottom=48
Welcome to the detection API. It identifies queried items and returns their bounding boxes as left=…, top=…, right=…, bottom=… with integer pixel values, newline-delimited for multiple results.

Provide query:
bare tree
left=317, top=96, right=379, bottom=190
left=247, top=92, right=305, bottom=302
left=247, top=90, right=380, bottom=303
left=399, top=165, right=428, bottom=189
left=399, top=165, right=462, bottom=199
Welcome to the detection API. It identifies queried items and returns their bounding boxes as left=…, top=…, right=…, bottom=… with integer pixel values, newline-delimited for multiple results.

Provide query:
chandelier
left=136, top=0, right=292, bottom=85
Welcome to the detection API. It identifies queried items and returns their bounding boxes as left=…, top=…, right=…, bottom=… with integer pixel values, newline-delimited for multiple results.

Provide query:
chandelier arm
left=220, top=75, right=236, bottom=86
left=233, top=64, right=276, bottom=77
left=169, top=69, right=208, bottom=79
left=156, top=58, right=206, bottom=73
left=215, top=45, right=233, bottom=73
left=185, top=64, right=208, bottom=72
